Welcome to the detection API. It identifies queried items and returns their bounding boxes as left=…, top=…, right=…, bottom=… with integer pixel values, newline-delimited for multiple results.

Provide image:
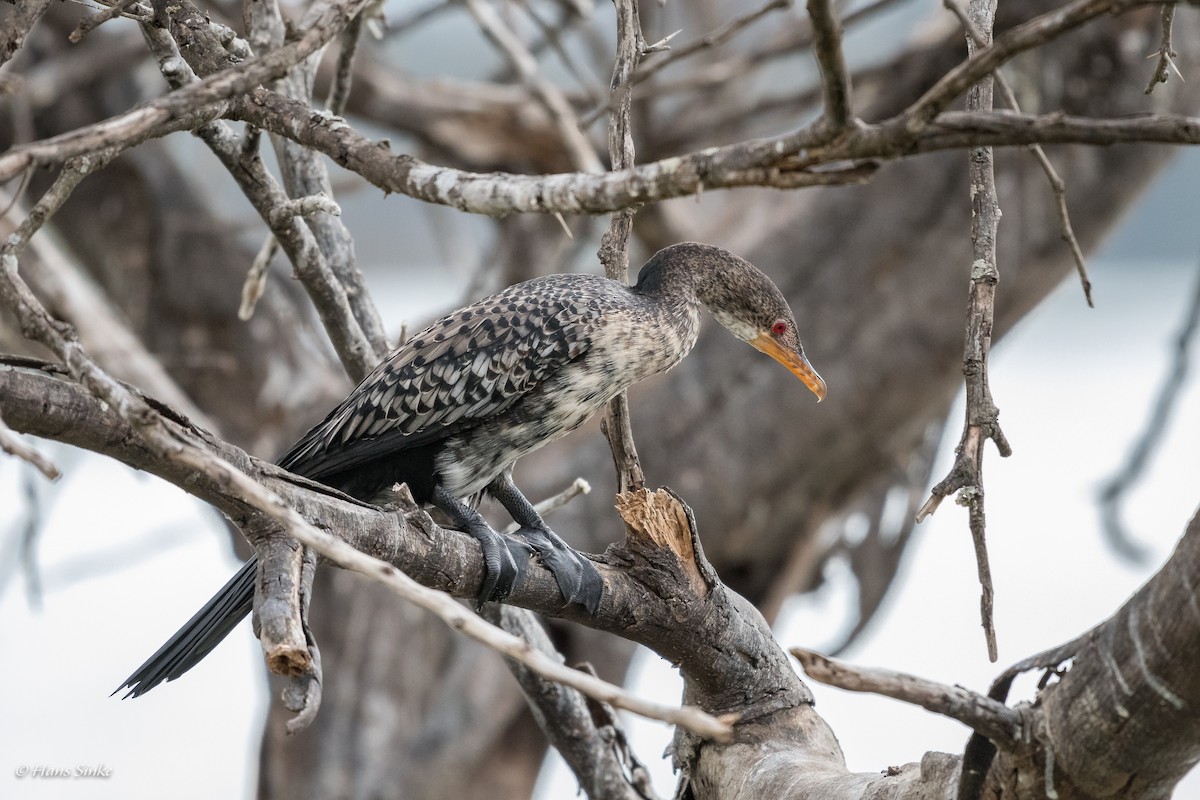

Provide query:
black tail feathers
left=114, top=556, right=257, bottom=698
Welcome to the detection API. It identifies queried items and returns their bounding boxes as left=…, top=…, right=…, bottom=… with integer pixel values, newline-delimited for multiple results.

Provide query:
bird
left=115, top=242, right=826, bottom=698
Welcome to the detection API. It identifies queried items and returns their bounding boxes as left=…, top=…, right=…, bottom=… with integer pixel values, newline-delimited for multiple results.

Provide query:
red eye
left=771, top=320, right=788, bottom=336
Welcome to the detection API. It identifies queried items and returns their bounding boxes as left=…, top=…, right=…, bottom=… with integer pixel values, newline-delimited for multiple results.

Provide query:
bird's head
left=644, top=242, right=827, bottom=402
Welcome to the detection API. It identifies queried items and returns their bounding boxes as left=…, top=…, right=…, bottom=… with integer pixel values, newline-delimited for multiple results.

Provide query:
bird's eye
left=771, top=320, right=789, bottom=336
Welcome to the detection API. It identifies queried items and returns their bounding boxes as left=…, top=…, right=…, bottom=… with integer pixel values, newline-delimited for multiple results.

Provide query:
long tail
left=115, top=556, right=257, bottom=698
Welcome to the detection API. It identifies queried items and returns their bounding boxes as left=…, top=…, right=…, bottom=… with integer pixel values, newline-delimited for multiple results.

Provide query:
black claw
left=468, top=523, right=530, bottom=608
left=515, top=526, right=603, bottom=614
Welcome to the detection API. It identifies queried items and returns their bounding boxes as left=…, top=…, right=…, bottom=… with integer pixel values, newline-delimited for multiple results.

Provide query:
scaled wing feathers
left=277, top=277, right=601, bottom=480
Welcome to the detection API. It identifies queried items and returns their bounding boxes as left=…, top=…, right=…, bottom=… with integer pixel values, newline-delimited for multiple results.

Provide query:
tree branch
left=0, top=0, right=374, bottom=180
left=806, top=0, right=853, bottom=131
left=791, top=648, right=1024, bottom=748
left=916, top=0, right=1007, bottom=663
left=0, top=360, right=731, bottom=739
left=597, top=0, right=647, bottom=496
left=482, top=605, right=657, bottom=800
left=139, top=13, right=380, bottom=381
left=0, top=408, right=58, bottom=480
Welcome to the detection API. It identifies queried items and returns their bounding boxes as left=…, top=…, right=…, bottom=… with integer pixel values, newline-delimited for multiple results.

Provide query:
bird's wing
left=277, top=278, right=603, bottom=481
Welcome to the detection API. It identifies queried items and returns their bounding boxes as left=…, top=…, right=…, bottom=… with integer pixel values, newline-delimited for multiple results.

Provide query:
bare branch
left=806, top=0, right=853, bottom=131
left=240, top=0, right=391, bottom=364
left=69, top=0, right=141, bottom=43
left=598, top=0, right=647, bottom=495
left=917, top=0, right=1007, bottom=663
left=239, top=234, right=279, bottom=321
left=326, top=8, right=365, bottom=115
left=1146, top=3, right=1181, bottom=94
left=0, top=411, right=59, bottom=480
left=140, top=15, right=380, bottom=381
left=0, top=0, right=375, bottom=180
left=791, top=648, right=1024, bottom=747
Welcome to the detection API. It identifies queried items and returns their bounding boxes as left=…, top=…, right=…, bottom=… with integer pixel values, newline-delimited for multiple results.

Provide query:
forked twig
left=917, top=0, right=1008, bottom=663
left=1146, top=4, right=1182, bottom=94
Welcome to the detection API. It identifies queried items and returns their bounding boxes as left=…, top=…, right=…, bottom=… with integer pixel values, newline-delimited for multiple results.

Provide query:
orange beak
left=751, top=333, right=827, bottom=402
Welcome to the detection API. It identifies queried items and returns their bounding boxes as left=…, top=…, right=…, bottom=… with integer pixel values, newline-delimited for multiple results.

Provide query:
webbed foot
left=515, top=526, right=603, bottom=614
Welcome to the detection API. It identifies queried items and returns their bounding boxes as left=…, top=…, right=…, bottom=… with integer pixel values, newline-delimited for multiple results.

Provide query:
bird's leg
left=487, top=471, right=604, bottom=614
left=431, top=485, right=531, bottom=608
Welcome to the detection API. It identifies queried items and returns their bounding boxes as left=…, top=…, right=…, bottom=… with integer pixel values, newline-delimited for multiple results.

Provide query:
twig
left=0, top=411, right=59, bottom=480
left=240, top=234, right=279, bottom=321
left=465, top=0, right=603, bottom=174
left=70, top=0, right=141, bottom=43
left=943, top=0, right=1092, bottom=307
left=326, top=7, right=365, bottom=115
left=598, top=0, right=647, bottom=495
left=790, top=648, right=1023, bottom=747
left=1146, top=4, right=1181, bottom=94
left=806, top=0, right=853, bottom=131
left=582, top=0, right=792, bottom=127
left=1098, top=263, right=1200, bottom=561
left=916, top=0, right=1008, bottom=664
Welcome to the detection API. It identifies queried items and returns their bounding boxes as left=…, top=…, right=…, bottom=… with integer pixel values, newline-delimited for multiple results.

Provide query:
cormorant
left=117, top=242, right=825, bottom=697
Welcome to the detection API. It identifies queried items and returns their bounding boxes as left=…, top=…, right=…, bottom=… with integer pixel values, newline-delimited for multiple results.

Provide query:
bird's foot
left=514, top=526, right=603, bottom=614
left=467, top=524, right=533, bottom=609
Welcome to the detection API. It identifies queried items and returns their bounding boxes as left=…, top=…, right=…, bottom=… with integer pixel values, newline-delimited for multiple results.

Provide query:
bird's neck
left=630, top=243, right=737, bottom=312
